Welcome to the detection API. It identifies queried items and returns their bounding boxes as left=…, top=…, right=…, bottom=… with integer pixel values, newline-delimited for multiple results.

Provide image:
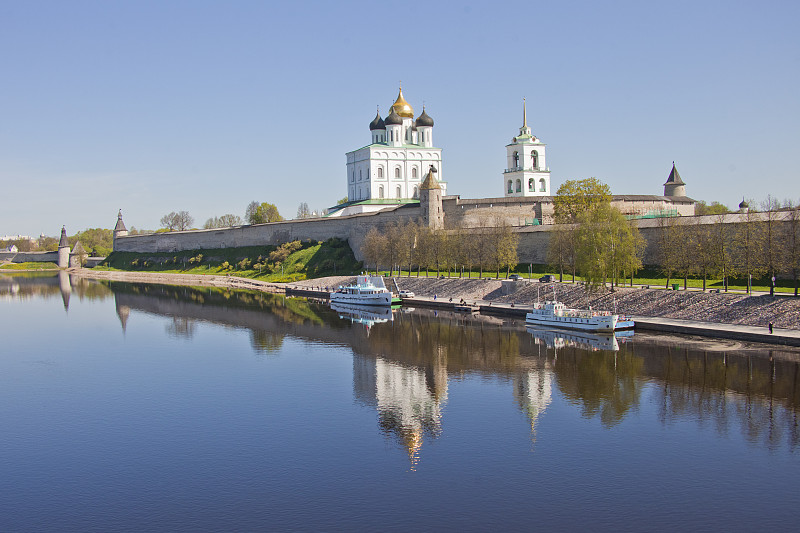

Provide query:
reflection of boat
left=331, top=301, right=395, bottom=327
left=330, top=275, right=396, bottom=306
left=525, top=300, right=635, bottom=332
left=526, top=325, right=633, bottom=351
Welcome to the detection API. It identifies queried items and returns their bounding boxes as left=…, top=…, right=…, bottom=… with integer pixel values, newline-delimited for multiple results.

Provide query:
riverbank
left=68, top=269, right=800, bottom=346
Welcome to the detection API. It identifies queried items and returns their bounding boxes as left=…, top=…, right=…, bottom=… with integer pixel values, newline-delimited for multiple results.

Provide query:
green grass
left=97, top=238, right=361, bottom=282
left=0, top=262, right=59, bottom=270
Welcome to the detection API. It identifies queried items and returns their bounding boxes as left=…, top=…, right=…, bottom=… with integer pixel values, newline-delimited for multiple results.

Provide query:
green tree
left=337, top=197, right=349, bottom=205
left=575, top=203, right=644, bottom=290
left=784, top=202, right=800, bottom=296
left=245, top=202, right=283, bottom=224
left=70, top=228, right=114, bottom=256
left=695, top=200, right=730, bottom=215
left=490, top=221, right=518, bottom=278
left=553, top=178, right=612, bottom=223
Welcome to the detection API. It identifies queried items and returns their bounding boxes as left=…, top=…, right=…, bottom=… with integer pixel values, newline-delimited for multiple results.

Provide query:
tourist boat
left=525, top=300, right=635, bottom=332
left=329, top=275, right=398, bottom=306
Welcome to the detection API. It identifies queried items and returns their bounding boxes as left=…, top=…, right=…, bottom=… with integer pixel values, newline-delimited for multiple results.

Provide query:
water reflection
left=526, top=325, right=632, bottom=352
left=10, top=276, right=800, bottom=456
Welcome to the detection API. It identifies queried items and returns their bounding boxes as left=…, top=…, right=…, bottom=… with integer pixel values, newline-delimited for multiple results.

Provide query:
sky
left=1, top=0, right=798, bottom=237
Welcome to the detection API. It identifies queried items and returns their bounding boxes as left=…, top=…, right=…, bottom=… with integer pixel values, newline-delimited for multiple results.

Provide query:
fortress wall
left=0, top=251, right=59, bottom=263
left=114, top=205, right=424, bottom=262
left=443, top=196, right=551, bottom=227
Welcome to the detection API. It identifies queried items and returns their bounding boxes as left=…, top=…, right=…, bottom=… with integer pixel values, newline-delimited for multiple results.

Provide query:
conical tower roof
left=114, top=210, right=127, bottom=232
left=420, top=166, right=441, bottom=190
left=664, top=162, right=685, bottom=185
left=58, top=226, right=69, bottom=248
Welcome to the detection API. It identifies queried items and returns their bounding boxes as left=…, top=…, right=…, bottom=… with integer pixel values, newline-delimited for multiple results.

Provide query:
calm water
left=1, top=273, right=799, bottom=532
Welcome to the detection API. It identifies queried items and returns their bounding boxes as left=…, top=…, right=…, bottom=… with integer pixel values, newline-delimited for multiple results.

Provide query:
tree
left=490, top=220, right=518, bottom=278
left=696, top=201, right=730, bottom=216
left=711, top=212, right=734, bottom=292
left=361, top=227, right=386, bottom=274
left=553, top=178, right=612, bottom=223
left=575, top=203, right=644, bottom=290
left=733, top=206, right=763, bottom=293
left=337, top=197, right=349, bottom=205
left=760, top=195, right=783, bottom=295
left=70, top=228, right=113, bottom=256
left=687, top=218, right=716, bottom=291
left=547, top=224, right=572, bottom=282
left=654, top=215, right=682, bottom=288
left=245, top=202, right=283, bottom=224
left=160, top=211, right=193, bottom=231
left=296, top=203, right=312, bottom=219
left=784, top=202, right=800, bottom=296
left=203, top=214, right=242, bottom=229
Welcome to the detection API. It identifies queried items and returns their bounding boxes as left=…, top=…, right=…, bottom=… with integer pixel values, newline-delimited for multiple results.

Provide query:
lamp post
left=771, top=275, right=776, bottom=296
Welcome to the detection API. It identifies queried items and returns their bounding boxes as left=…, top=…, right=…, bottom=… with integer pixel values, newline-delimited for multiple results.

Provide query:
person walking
left=769, top=322, right=774, bottom=334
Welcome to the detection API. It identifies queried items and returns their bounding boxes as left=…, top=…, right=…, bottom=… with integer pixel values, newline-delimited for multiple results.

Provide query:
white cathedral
left=332, top=87, right=445, bottom=217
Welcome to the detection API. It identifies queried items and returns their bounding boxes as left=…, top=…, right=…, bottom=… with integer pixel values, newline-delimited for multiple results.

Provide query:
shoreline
left=65, top=268, right=800, bottom=347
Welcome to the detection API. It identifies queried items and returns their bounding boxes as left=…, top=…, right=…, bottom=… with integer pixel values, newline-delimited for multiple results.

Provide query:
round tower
left=419, top=166, right=443, bottom=229
left=57, top=226, right=70, bottom=268
left=663, top=162, right=686, bottom=197
left=113, top=210, right=128, bottom=251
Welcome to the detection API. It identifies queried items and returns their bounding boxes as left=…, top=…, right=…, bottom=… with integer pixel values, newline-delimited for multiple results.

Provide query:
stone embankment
left=293, top=275, right=800, bottom=330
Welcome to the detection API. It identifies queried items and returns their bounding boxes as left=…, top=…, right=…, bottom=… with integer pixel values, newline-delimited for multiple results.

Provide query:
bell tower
left=503, top=99, right=550, bottom=198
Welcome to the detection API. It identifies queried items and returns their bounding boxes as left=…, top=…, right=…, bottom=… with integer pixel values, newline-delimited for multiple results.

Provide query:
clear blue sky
left=1, top=0, right=798, bottom=237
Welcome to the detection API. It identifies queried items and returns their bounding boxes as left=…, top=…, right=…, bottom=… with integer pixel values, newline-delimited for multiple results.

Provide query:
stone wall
left=115, top=204, right=425, bottom=261
left=0, top=251, right=59, bottom=263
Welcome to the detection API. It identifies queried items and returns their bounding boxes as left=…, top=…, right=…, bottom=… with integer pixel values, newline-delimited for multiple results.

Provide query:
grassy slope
left=0, top=262, right=59, bottom=270
left=96, top=238, right=361, bottom=282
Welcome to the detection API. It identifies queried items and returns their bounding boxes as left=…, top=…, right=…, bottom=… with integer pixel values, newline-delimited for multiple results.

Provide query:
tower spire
left=523, top=97, right=527, bottom=128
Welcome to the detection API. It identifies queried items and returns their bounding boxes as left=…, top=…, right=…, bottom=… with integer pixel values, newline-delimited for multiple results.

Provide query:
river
left=1, top=272, right=798, bottom=531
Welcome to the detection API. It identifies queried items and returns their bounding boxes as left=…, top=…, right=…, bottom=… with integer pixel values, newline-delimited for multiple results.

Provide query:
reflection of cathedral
left=353, top=354, right=447, bottom=466
left=513, top=367, right=553, bottom=441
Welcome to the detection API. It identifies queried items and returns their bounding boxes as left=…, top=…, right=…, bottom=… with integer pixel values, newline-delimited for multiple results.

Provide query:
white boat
left=330, top=275, right=394, bottom=306
left=525, top=300, right=635, bottom=332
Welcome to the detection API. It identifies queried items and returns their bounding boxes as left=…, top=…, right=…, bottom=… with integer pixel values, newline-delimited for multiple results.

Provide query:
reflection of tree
left=250, top=330, right=285, bottom=355
left=554, top=351, right=644, bottom=427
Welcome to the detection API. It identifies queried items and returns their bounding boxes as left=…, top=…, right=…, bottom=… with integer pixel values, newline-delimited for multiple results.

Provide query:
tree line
left=651, top=196, right=800, bottom=295
left=360, top=218, right=519, bottom=278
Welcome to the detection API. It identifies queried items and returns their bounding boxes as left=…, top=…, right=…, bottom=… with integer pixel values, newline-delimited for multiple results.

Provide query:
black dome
left=416, top=109, right=434, bottom=127
left=369, top=110, right=385, bottom=131
left=385, top=109, right=403, bottom=126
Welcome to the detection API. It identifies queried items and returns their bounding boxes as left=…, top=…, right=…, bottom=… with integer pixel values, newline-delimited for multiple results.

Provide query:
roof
left=664, top=162, right=685, bottom=185
left=420, top=167, right=441, bottom=190
left=114, top=210, right=127, bottom=232
left=58, top=226, right=69, bottom=248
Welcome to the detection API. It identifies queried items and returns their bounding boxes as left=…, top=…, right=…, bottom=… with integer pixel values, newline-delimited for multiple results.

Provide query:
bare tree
left=761, top=195, right=783, bottom=295
left=733, top=206, right=763, bottom=293
left=160, top=211, right=193, bottom=231
left=361, top=228, right=386, bottom=275
left=203, top=214, right=242, bottom=229
left=783, top=201, right=800, bottom=296
left=296, top=203, right=311, bottom=219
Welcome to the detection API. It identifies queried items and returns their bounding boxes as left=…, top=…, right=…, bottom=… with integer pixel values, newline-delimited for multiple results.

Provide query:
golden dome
left=391, top=87, right=414, bottom=118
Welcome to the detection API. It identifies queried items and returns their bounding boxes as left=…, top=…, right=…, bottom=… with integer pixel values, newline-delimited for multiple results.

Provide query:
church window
left=396, top=186, right=401, bottom=198
left=508, top=180, right=513, bottom=194
left=513, top=151, right=519, bottom=169
left=351, top=172, right=354, bottom=183
left=516, top=179, right=522, bottom=193
left=539, top=178, right=546, bottom=192
left=378, top=168, right=383, bottom=178
left=413, top=186, right=418, bottom=198
left=379, top=186, right=384, bottom=198
left=528, top=178, right=534, bottom=191
left=395, top=167, right=401, bottom=179
left=532, top=151, right=539, bottom=169
left=359, top=170, right=362, bottom=181
left=412, top=167, right=417, bottom=179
